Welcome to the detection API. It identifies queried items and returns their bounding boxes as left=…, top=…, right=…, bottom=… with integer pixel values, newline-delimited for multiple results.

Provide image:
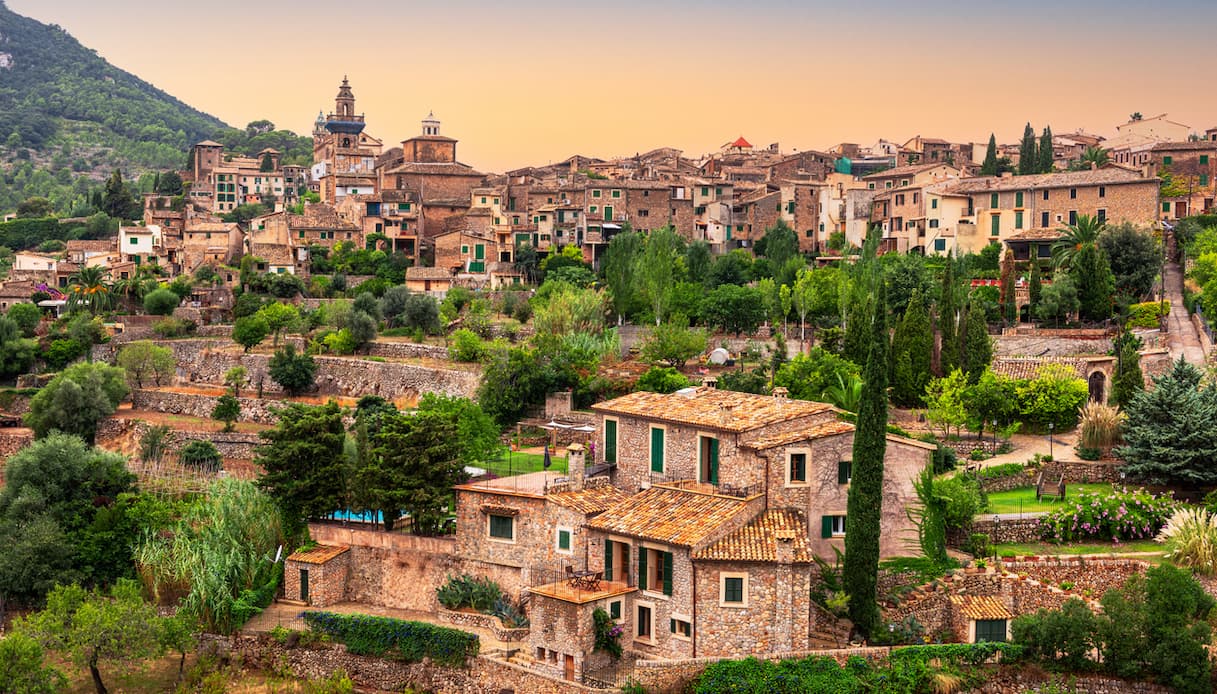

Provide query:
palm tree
left=66, top=265, right=113, bottom=314
left=1079, top=146, right=1110, bottom=168
left=1052, top=214, right=1106, bottom=270
left=822, top=372, right=864, bottom=413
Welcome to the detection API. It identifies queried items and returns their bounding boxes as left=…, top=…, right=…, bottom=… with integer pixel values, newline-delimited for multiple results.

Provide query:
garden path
left=1163, top=259, right=1208, bottom=366
left=973, top=431, right=1078, bottom=469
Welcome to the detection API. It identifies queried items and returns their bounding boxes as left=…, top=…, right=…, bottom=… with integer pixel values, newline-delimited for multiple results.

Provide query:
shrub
left=968, top=533, right=991, bottom=558
left=448, top=329, right=483, bottom=362
left=435, top=574, right=503, bottom=613
left=1126, top=300, right=1168, bottom=329
left=143, top=287, right=181, bottom=315
left=1015, top=364, right=1089, bottom=430
left=179, top=440, right=222, bottom=472
left=592, top=608, right=623, bottom=658
left=1157, top=507, right=1217, bottom=575
left=1012, top=598, right=1098, bottom=672
left=268, top=345, right=316, bottom=396
left=301, top=611, right=478, bottom=667
left=938, top=474, right=984, bottom=530
left=636, top=366, right=692, bottom=394
left=975, top=462, right=1027, bottom=483
left=152, top=317, right=197, bottom=338
left=1075, top=446, right=1101, bottom=461
left=1078, top=402, right=1123, bottom=451
left=1039, top=487, right=1176, bottom=543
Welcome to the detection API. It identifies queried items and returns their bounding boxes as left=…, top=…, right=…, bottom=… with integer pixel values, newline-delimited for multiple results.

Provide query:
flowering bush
left=592, top=608, right=623, bottom=658
left=1039, top=487, right=1176, bottom=543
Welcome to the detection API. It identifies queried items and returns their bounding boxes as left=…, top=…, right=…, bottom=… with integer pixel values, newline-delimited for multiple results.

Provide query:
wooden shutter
left=604, top=539, right=613, bottom=580
left=838, top=461, right=851, bottom=484
left=604, top=420, right=617, bottom=464
left=662, top=552, right=674, bottom=596
left=670, top=619, right=676, bottom=633
left=708, top=438, right=719, bottom=485
left=650, top=428, right=664, bottom=473
left=821, top=515, right=834, bottom=539
left=638, top=547, right=648, bottom=591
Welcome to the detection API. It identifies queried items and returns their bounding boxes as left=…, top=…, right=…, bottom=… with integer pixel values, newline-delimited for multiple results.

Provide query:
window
left=1163, top=156, right=1173, bottom=165
left=612, top=190, right=621, bottom=198
left=934, top=238, right=946, bottom=251
left=895, top=194, right=905, bottom=205
left=1041, top=211, right=1050, bottom=228
left=975, top=619, right=1008, bottom=643
left=590, top=206, right=598, bottom=214
left=638, top=546, right=673, bottom=596
left=989, top=193, right=999, bottom=208
left=1015, top=191, right=1024, bottom=207
left=868, top=182, right=875, bottom=190
left=787, top=451, right=807, bottom=484
left=1201, top=174, right=1210, bottom=187
left=1068, top=210, right=1077, bottom=225
left=608, top=600, right=622, bottom=620
left=1015, top=211, right=1024, bottom=229
left=488, top=514, right=514, bottom=541
left=1043, top=189, right=1050, bottom=201
left=1098, top=186, right=1106, bottom=198
left=701, top=187, right=709, bottom=196
left=670, top=617, right=692, bottom=639
left=720, top=572, right=748, bottom=607
left=650, top=427, right=665, bottom=473
left=990, top=214, right=1000, bottom=236
left=480, top=196, right=487, bottom=204
left=461, top=245, right=469, bottom=254
left=1202, top=155, right=1211, bottom=165
left=931, top=198, right=938, bottom=209
left=901, top=179, right=909, bottom=187
left=593, top=190, right=602, bottom=198
left=636, top=603, right=653, bottom=641
left=556, top=528, right=572, bottom=553
left=1038, top=244, right=1052, bottom=258
left=1164, top=202, right=1172, bottom=212
left=822, top=515, right=846, bottom=538
left=837, top=460, right=852, bottom=484
left=603, top=419, right=617, bottom=464
left=1070, top=188, right=1077, bottom=199
left=715, top=187, right=722, bottom=195
left=698, top=435, right=719, bottom=485
left=886, top=181, right=893, bottom=189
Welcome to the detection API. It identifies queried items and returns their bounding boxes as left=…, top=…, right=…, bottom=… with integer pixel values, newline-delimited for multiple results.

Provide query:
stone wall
left=949, top=517, right=1042, bottom=548
left=628, top=646, right=890, bottom=694
left=995, top=557, right=1147, bottom=599
left=968, top=670, right=1172, bottom=694
left=230, top=633, right=598, bottom=694
left=308, top=523, right=458, bottom=613
left=95, top=417, right=262, bottom=460
left=693, top=559, right=812, bottom=657
left=978, top=469, right=1036, bottom=494
left=438, top=608, right=529, bottom=643
left=131, top=389, right=293, bottom=426
left=993, top=334, right=1112, bottom=357
left=1041, top=460, right=1121, bottom=484
left=284, top=553, right=350, bottom=608
left=0, top=428, right=33, bottom=483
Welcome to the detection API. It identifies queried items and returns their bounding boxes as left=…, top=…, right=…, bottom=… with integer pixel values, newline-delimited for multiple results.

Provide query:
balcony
left=529, top=568, right=635, bottom=605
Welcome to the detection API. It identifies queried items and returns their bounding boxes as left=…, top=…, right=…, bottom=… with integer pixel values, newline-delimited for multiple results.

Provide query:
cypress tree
left=1028, top=261, right=1042, bottom=317
left=1072, top=244, right=1116, bottom=322
left=938, top=253, right=961, bottom=375
left=980, top=135, right=999, bottom=176
left=1110, top=332, right=1144, bottom=408
left=999, top=248, right=1017, bottom=325
left=1038, top=125, right=1054, bottom=174
left=1018, top=123, right=1038, bottom=175
left=844, top=277, right=887, bottom=638
left=842, top=297, right=871, bottom=367
left=962, top=298, right=992, bottom=384
left=890, top=289, right=932, bottom=406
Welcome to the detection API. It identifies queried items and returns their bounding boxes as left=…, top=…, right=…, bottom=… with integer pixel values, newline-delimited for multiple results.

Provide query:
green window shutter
left=1164, top=156, right=1173, bottom=165
left=1015, top=191, right=1023, bottom=207
left=1201, top=155, right=1209, bottom=165
left=610, top=601, right=621, bottom=619
left=1015, top=211, right=1024, bottom=229
left=670, top=619, right=676, bottom=633
left=821, top=515, right=834, bottom=539
left=475, top=244, right=485, bottom=260
left=708, top=438, right=719, bottom=485
left=934, top=238, right=946, bottom=251
left=990, top=193, right=998, bottom=208
left=1202, top=174, right=1210, bottom=186
left=650, top=428, right=664, bottom=472
left=1164, top=202, right=1172, bottom=212
left=638, top=547, right=648, bottom=591
left=662, top=552, right=674, bottom=595
left=838, top=461, right=851, bottom=484
left=604, top=539, right=613, bottom=578
left=558, top=530, right=571, bottom=551
left=931, top=198, right=938, bottom=209
left=991, top=215, right=1001, bottom=236
left=604, top=420, right=617, bottom=463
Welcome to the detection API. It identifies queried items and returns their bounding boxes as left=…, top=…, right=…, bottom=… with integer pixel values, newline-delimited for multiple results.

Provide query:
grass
left=984, top=483, right=1114, bottom=515
left=994, top=540, right=1165, bottom=558
left=482, top=450, right=569, bottom=475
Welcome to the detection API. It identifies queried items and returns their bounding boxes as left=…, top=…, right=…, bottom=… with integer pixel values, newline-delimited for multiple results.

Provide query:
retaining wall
left=1041, top=460, right=1122, bottom=484
left=438, top=609, right=529, bottom=643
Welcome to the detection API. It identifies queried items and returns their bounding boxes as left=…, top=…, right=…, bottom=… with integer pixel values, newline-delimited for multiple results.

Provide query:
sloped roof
left=950, top=595, right=1013, bottom=620
left=587, top=485, right=754, bottom=548
left=730, top=136, right=752, bottom=148
left=249, top=243, right=293, bottom=266
left=287, top=545, right=349, bottom=564
left=406, top=266, right=455, bottom=280
left=990, top=356, right=1092, bottom=381
left=945, top=168, right=1152, bottom=194
left=743, top=420, right=854, bottom=450
left=592, top=388, right=833, bottom=433
left=693, top=509, right=811, bottom=563
left=547, top=485, right=632, bottom=515
left=288, top=204, right=360, bottom=231
left=863, top=162, right=956, bottom=179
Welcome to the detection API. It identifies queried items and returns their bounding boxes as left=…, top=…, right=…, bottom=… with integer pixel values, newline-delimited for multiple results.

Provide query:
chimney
left=772, top=387, right=789, bottom=400
left=566, top=443, right=586, bottom=491
left=1090, top=161, right=1098, bottom=171
left=702, top=375, right=718, bottom=389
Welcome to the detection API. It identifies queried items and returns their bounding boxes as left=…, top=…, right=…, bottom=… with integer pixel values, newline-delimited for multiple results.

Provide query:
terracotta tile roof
left=547, top=485, right=632, bottom=515
left=287, top=544, right=350, bottom=564
left=195, top=140, right=223, bottom=147
left=406, top=266, right=455, bottom=280
left=65, top=240, right=114, bottom=252
left=945, top=168, right=1152, bottom=194
left=587, top=485, right=754, bottom=548
left=1151, top=141, right=1217, bottom=152
left=950, top=595, right=1013, bottom=621
left=384, top=162, right=485, bottom=177
left=990, top=357, right=1088, bottom=381
left=187, top=222, right=239, bottom=233
left=1004, top=228, right=1066, bottom=242
left=249, top=243, right=293, bottom=266
left=863, top=162, right=955, bottom=179
left=592, top=388, right=833, bottom=433
left=693, top=509, right=811, bottom=563
left=743, top=420, right=854, bottom=450
left=289, top=204, right=360, bottom=232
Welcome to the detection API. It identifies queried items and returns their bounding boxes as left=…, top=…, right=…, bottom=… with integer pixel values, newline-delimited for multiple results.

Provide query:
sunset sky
left=9, top=0, right=1217, bottom=172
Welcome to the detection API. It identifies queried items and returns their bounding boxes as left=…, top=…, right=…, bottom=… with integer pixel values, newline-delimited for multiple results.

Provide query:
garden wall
left=996, top=557, right=1147, bottom=599
left=1040, top=460, right=1122, bottom=484
left=438, top=608, right=529, bottom=642
left=993, top=334, right=1112, bottom=357
left=627, top=646, right=890, bottom=694
left=95, top=417, right=262, bottom=460
left=967, top=671, right=1171, bottom=693
left=229, top=633, right=597, bottom=694
left=949, top=517, right=1042, bottom=548
left=131, top=389, right=298, bottom=426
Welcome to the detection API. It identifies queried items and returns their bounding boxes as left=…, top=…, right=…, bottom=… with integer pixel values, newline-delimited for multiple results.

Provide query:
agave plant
left=1158, top=507, right=1217, bottom=575
left=1078, top=401, right=1124, bottom=450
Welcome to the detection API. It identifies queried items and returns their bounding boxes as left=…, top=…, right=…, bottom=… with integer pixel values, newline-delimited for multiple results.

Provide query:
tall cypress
left=1029, top=261, right=1042, bottom=317
left=844, top=278, right=887, bottom=638
left=1018, top=123, right=1037, bottom=175
left=891, top=289, right=932, bottom=406
left=1037, top=126, right=1054, bottom=174
left=963, top=298, right=992, bottom=384
left=1110, top=332, right=1144, bottom=408
left=980, top=135, right=999, bottom=176
left=938, top=253, right=960, bottom=375
left=999, top=248, right=1017, bottom=324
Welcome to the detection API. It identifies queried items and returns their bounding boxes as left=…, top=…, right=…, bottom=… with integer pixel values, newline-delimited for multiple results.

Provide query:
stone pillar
left=567, top=443, right=585, bottom=491
left=775, top=529, right=795, bottom=652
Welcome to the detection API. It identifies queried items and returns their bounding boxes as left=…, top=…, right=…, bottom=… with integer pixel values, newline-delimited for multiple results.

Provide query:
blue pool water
left=326, top=509, right=385, bottom=524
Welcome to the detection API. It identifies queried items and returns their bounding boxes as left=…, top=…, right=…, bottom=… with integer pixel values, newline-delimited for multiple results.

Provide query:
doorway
left=564, top=654, right=575, bottom=681
left=300, top=569, right=310, bottom=603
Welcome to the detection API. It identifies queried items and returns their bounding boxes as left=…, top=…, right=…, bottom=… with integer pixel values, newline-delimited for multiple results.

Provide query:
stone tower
left=422, top=111, right=441, bottom=137
left=335, top=76, right=356, bottom=120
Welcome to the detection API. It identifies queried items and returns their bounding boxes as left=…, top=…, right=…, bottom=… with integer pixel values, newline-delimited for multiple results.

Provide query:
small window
left=1069, top=210, right=1077, bottom=226
left=650, top=427, right=665, bottom=473
left=934, top=238, right=946, bottom=251
left=868, top=182, right=875, bottom=190
left=1201, top=175, right=1210, bottom=187
left=1043, top=189, right=1050, bottom=201
left=488, top=514, right=514, bottom=541
left=612, top=190, right=621, bottom=198
left=636, top=603, right=653, bottom=640
left=1015, top=191, right=1024, bottom=207
left=991, top=214, right=1001, bottom=236
left=788, top=452, right=807, bottom=484
left=129, top=237, right=138, bottom=245
left=1015, top=211, right=1024, bottom=230
left=1163, top=155, right=1173, bottom=165
left=1069, top=188, right=1077, bottom=199
left=989, top=193, right=998, bottom=208
left=1201, top=155, right=1210, bottom=165
left=1098, top=186, right=1106, bottom=198
left=929, top=219, right=940, bottom=229
left=608, top=600, right=622, bottom=620
left=837, top=460, right=852, bottom=484
left=1164, top=202, right=1172, bottom=213
left=593, top=190, right=601, bottom=198
left=822, top=515, right=846, bottom=538
left=1097, top=208, right=1107, bottom=223
left=556, top=528, right=572, bottom=552
left=976, top=619, right=1008, bottom=643
left=670, top=618, right=692, bottom=639
left=931, top=198, right=938, bottom=209
left=720, top=573, right=747, bottom=607
left=1041, top=211, right=1050, bottom=227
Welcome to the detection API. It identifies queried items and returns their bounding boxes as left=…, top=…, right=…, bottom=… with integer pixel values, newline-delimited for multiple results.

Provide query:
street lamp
left=1047, top=422, right=1054, bottom=460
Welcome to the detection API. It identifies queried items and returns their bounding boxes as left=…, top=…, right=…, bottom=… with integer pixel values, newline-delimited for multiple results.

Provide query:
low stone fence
left=96, top=417, right=262, bottom=460
left=942, top=439, right=999, bottom=457
left=996, top=557, right=1148, bottom=598
left=1041, top=460, right=1121, bottom=484
left=438, top=608, right=529, bottom=642
left=228, top=633, right=597, bottom=694
left=977, top=469, right=1036, bottom=493
left=628, top=646, right=891, bottom=693
left=131, top=389, right=290, bottom=425
left=949, top=517, right=1042, bottom=548
left=366, top=341, right=450, bottom=360
left=967, top=671, right=1171, bottom=693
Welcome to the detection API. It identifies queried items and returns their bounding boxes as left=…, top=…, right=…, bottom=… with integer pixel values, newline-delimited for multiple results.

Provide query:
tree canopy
left=1118, top=359, right=1217, bottom=486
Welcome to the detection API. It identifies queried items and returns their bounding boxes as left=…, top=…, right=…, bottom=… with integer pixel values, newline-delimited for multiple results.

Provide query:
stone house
left=284, top=544, right=350, bottom=608
left=1150, top=140, right=1217, bottom=218
left=404, top=266, right=455, bottom=295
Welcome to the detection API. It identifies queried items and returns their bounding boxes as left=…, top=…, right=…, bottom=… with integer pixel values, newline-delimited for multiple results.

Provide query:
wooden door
left=300, top=569, right=310, bottom=603
left=564, top=654, right=575, bottom=681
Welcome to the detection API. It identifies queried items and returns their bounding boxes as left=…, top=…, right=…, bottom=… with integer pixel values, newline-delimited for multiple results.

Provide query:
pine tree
left=844, top=277, right=887, bottom=638
left=1038, top=126, right=1054, bottom=173
left=1111, top=332, right=1144, bottom=409
left=260, top=152, right=275, bottom=172
left=962, top=299, right=991, bottom=384
left=980, top=135, right=999, bottom=176
left=999, top=248, right=1017, bottom=324
left=1018, top=123, right=1038, bottom=175
left=938, top=253, right=961, bottom=375
left=890, top=289, right=932, bottom=406
left=1028, top=261, right=1042, bottom=316
left=1117, top=359, right=1217, bottom=486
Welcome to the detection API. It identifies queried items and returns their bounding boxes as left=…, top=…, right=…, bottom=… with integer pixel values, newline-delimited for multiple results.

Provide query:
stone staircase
left=808, top=607, right=853, bottom=649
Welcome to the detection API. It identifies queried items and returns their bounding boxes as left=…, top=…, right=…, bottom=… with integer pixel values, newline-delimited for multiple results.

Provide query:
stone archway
left=1088, top=371, right=1106, bottom=402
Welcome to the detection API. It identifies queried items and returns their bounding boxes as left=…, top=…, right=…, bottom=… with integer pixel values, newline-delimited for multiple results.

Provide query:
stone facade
left=1040, top=460, right=1122, bottom=484
left=284, top=547, right=350, bottom=608
left=439, top=608, right=529, bottom=643
left=692, top=558, right=813, bottom=657
left=950, top=517, right=1042, bottom=548
left=527, top=594, right=601, bottom=684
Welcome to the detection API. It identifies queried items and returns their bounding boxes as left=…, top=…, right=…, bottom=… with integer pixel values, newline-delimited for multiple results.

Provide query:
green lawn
left=482, top=451, right=569, bottom=475
left=984, top=483, right=1114, bottom=515
left=993, top=540, right=1165, bottom=558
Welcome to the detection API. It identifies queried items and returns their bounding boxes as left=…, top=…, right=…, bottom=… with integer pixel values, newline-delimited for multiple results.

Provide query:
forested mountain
left=0, top=1, right=311, bottom=215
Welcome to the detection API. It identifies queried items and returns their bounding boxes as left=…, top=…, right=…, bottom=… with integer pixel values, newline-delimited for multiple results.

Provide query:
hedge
left=301, top=611, right=479, bottom=667
left=1126, top=301, right=1169, bottom=329
left=974, top=462, right=1028, bottom=482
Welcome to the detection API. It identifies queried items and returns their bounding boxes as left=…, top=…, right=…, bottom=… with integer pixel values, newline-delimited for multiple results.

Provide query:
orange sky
left=10, top=0, right=1217, bottom=172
